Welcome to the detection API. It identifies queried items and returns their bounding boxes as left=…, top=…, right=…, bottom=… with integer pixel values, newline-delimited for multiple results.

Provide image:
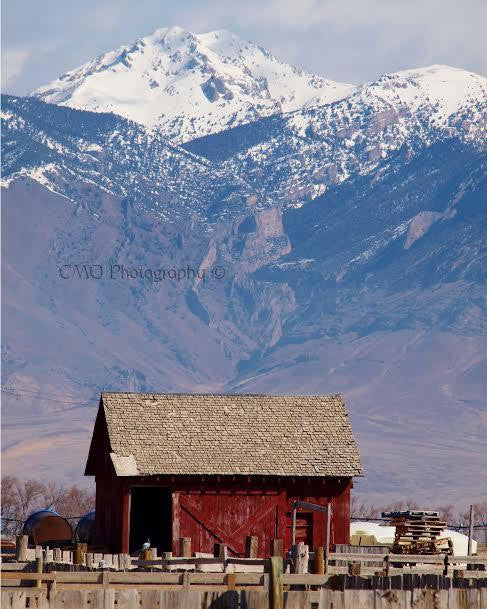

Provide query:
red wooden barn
left=85, top=393, right=363, bottom=555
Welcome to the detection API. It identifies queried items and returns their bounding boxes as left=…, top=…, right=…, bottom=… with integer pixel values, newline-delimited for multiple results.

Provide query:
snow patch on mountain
left=0, top=163, right=75, bottom=202
left=32, top=26, right=355, bottom=143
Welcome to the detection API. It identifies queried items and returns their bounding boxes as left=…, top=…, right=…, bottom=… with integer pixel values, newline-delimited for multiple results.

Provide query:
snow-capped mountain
left=185, top=64, right=487, bottom=206
left=9, top=64, right=487, bottom=219
left=32, top=26, right=355, bottom=143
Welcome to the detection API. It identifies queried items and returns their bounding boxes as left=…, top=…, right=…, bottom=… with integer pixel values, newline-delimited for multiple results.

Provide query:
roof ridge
left=101, top=391, right=344, bottom=398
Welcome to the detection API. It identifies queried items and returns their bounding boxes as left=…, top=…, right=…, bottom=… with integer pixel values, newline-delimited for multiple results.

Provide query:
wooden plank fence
left=2, top=576, right=487, bottom=608
left=5, top=550, right=487, bottom=576
left=10, top=536, right=487, bottom=575
left=4, top=535, right=486, bottom=608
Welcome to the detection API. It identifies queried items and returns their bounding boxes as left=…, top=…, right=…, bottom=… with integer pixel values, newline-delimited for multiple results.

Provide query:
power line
left=1, top=515, right=86, bottom=522
left=1, top=386, right=96, bottom=407
left=2, top=394, right=93, bottom=407
left=3, top=515, right=484, bottom=527
left=1, top=385, right=93, bottom=399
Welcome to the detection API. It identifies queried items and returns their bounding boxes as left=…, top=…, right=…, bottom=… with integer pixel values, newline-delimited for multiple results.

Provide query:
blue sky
left=2, top=0, right=486, bottom=94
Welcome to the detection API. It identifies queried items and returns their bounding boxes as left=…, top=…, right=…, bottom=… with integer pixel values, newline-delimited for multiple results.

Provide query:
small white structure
left=350, top=522, right=477, bottom=556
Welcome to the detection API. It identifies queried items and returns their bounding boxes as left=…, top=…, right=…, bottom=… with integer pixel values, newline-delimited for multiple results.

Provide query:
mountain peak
left=31, top=26, right=355, bottom=143
left=355, top=64, right=487, bottom=122
left=148, top=25, right=197, bottom=45
left=395, top=63, right=475, bottom=76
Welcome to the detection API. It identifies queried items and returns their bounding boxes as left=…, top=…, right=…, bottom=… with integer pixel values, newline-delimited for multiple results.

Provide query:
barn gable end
left=85, top=398, right=114, bottom=477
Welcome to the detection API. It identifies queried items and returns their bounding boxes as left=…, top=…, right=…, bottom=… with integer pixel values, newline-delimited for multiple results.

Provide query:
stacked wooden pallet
left=381, top=510, right=452, bottom=555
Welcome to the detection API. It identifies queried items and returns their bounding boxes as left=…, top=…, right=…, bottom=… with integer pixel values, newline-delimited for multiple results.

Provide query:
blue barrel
left=75, top=511, right=95, bottom=545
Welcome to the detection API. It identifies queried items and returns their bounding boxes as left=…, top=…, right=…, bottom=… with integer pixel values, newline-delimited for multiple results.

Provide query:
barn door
left=178, top=493, right=280, bottom=556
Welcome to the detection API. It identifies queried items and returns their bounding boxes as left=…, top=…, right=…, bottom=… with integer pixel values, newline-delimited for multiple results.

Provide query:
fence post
left=81, top=543, right=88, bottom=565
left=142, top=547, right=151, bottom=567
left=103, top=554, right=113, bottom=569
left=102, top=570, right=109, bottom=590
left=290, top=544, right=297, bottom=573
left=214, top=543, right=228, bottom=572
left=291, top=542, right=309, bottom=574
left=74, top=543, right=84, bottom=565
left=35, top=555, right=43, bottom=588
left=348, top=561, right=361, bottom=575
left=271, top=539, right=283, bottom=557
left=295, top=543, right=309, bottom=574
left=182, top=572, right=189, bottom=589
left=161, top=551, right=172, bottom=572
left=443, top=554, right=449, bottom=577
left=291, top=505, right=297, bottom=545
left=15, top=534, right=28, bottom=562
left=325, top=504, right=332, bottom=574
left=215, top=543, right=228, bottom=559
left=47, top=579, right=57, bottom=600
left=179, top=537, right=192, bottom=557
left=271, top=556, right=283, bottom=609
left=314, top=546, right=324, bottom=574
left=467, top=505, right=475, bottom=556
left=246, top=535, right=258, bottom=558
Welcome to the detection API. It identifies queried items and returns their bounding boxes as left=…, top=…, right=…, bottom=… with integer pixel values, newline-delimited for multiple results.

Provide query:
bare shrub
left=1, top=476, right=95, bottom=536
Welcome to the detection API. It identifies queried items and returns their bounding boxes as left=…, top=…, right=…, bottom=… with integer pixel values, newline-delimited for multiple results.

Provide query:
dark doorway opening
left=129, top=487, right=172, bottom=554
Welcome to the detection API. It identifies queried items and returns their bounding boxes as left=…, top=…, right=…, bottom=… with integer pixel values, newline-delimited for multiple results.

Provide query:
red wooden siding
left=95, top=475, right=352, bottom=555
left=95, top=476, right=127, bottom=553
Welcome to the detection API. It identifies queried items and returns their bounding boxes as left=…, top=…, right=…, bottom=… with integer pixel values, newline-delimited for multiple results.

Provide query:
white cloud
left=2, top=0, right=486, bottom=92
left=2, top=49, right=30, bottom=89
left=151, top=0, right=484, bottom=86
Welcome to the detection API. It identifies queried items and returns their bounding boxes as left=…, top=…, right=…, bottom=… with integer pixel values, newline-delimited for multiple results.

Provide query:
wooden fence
left=2, top=571, right=487, bottom=608
left=9, top=535, right=487, bottom=577
left=4, top=537, right=486, bottom=608
left=5, top=552, right=487, bottom=576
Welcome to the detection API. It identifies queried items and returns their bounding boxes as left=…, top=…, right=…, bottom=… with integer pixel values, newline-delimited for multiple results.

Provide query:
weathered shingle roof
left=88, top=392, right=363, bottom=477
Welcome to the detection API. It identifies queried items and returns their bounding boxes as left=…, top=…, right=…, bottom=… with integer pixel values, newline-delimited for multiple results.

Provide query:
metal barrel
left=22, top=509, right=73, bottom=546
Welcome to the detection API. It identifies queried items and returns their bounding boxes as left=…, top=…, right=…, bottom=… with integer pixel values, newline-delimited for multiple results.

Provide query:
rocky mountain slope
left=32, top=26, right=354, bottom=143
left=1, top=95, right=250, bottom=222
